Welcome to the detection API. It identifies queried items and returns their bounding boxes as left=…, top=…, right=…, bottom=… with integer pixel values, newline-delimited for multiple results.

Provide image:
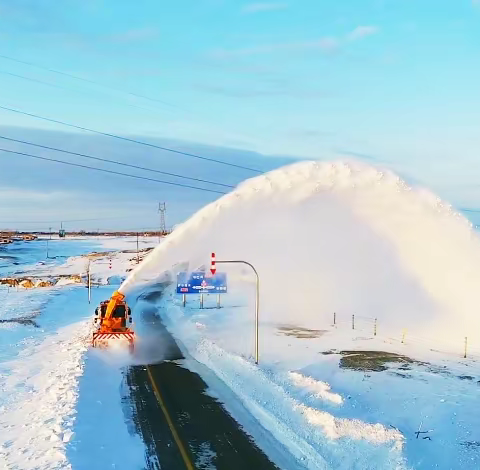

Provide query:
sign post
left=176, top=270, right=227, bottom=310
left=176, top=272, right=227, bottom=296
left=212, top=254, right=260, bottom=365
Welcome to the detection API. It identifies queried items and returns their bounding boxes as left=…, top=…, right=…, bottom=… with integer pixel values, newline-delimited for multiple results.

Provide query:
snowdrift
left=120, top=160, right=480, bottom=346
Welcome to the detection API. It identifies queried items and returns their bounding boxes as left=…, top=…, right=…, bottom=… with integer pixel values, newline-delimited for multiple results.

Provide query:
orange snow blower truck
left=92, top=291, right=134, bottom=352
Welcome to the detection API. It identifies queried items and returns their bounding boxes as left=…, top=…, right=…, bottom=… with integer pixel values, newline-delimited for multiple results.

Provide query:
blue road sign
left=176, top=271, right=227, bottom=294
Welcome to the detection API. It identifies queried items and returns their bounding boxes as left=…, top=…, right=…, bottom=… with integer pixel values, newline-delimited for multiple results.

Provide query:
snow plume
left=120, top=160, right=480, bottom=348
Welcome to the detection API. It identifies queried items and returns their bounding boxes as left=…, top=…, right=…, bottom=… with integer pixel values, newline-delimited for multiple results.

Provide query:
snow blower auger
left=92, top=291, right=134, bottom=353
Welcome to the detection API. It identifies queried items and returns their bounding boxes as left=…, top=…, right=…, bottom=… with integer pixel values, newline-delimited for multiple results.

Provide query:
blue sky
left=0, top=0, right=479, bottom=229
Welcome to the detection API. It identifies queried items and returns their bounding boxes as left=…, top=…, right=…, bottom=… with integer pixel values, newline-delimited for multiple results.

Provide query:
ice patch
left=195, top=442, right=216, bottom=470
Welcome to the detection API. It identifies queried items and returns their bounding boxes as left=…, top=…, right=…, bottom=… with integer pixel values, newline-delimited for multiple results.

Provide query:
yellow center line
left=146, top=365, right=196, bottom=470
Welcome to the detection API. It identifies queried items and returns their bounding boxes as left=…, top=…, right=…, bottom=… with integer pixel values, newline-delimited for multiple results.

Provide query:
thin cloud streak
left=208, top=26, right=378, bottom=59
left=347, top=26, right=379, bottom=41
left=242, top=2, right=288, bottom=14
left=210, top=37, right=338, bottom=59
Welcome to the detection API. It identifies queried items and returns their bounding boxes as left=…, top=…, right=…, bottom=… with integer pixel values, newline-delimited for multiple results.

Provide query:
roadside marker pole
left=182, top=294, right=186, bottom=307
left=214, top=256, right=259, bottom=365
left=464, top=336, right=468, bottom=359
left=374, top=318, right=377, bottom=336
left=211, top=252, right=216, bottom=275
left=352, top=314, right=355, bottom=330
left=200, top=293, right=204, bottom=309
left=333, top=312, right=336, bottom=326
left=88, top=261, right=91, bottom=304
left=217, top=294, right=221, bottom=309
left=402, top=329, right=407, bottom=344
left=136, top=232, right=139, bottom=264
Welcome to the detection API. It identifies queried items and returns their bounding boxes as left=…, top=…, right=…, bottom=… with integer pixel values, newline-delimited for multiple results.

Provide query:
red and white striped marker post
left=210, top=252, right=216, bottom=275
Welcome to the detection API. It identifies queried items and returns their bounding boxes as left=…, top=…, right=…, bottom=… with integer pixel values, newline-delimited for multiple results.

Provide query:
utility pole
left=158, top=202, right=166, bottom=242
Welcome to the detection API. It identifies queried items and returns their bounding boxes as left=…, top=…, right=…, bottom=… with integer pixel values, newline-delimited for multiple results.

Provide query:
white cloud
left=0, top=188, right=75, bottom=203
left=210, top=37, right=338, bottom=59
left=107, top=27, right=160, bottom=43
left=346, top=26, right=379, bottom=41
left=208, top=25, right=377, bottom=59
left=242, top=2, right=288, bottom=13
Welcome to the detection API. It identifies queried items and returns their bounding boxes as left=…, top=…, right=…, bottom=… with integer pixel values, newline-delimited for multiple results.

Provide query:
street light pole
left=215, top=260, right=259, bottom=364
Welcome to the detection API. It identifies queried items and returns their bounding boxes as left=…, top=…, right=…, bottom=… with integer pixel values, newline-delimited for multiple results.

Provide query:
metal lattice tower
left=158, top=202, right=166, bottom=234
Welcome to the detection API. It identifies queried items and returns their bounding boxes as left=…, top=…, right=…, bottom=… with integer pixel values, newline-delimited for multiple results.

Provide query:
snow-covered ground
left=0, top=236, right=157, bottom=470
left=3, top=160, right=480, bottom=469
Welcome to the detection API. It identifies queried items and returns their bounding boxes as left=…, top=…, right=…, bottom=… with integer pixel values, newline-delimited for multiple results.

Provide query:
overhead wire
left=0, top=147, right=227, bottom=195
left=0, top=135, right=234, bottom=189
left=0, top=54, right=265, bottom=155
left=0, top=69, right=180, bottom=118
left=0, top=53, right=177, bottom=108
left=0, top=104, right=262, bottom=173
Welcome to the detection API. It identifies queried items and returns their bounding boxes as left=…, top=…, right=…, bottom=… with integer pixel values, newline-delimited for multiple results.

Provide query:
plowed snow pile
left=122, top=160, right=480, bottom=345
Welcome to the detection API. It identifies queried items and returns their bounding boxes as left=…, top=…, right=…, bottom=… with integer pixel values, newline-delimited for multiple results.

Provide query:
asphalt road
left=125, top=292, right=279, bottom=470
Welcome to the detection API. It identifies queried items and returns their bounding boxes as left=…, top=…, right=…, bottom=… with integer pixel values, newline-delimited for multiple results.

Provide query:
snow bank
left=0, top=237, right=150, bottom=470
left=158, top=302, right=407, bottom=469
left=295, top=404, right=403, bottom=448
left=0, top=320, right=91, bottom=470
left=121, top=160, right=480, bottom=349
left=288, top=372, right=343, bottom=405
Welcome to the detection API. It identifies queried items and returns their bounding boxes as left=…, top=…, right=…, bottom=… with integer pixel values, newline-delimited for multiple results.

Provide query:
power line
left=0, top=104, right=262, bottom=173
left=0, top=69, right=82, bottom=94
left=0, top=147, right=227, bottom=195
left=0, top=53, right=177, bottom=108
left=0, top=69, right=177, bottom=118
left=0, top=135, right=234, bottom=189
